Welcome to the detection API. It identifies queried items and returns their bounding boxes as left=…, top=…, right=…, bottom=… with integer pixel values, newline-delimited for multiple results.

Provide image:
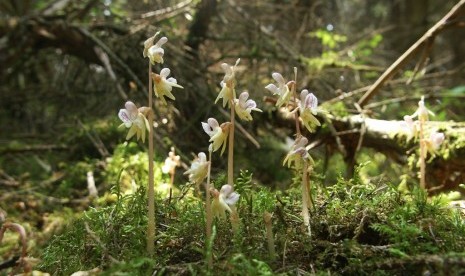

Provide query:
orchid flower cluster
left=185, top=59, right=262, bottom=223
left=266, top=71, right=321, bottom=168
left=266, top=69, right=321, bottom=237
left=185, top=59, right=262, bottom=268
left=117, top=32, right=183, bottom=255
left=401, top=96, right=445, bottom=189
left=266, top=72, right=321, bottom=133
left=118, top=33, right=183, bottom=142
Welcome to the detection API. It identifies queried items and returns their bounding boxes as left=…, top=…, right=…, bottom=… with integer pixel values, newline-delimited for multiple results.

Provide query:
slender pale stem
left=419, top=119, right=426, bottom=189
left=302, top=160, right=311, bottom=237
left=147, top=62, right=155, bottom=255
left=206, top=150, right=213, bottom=269
left=292, top=67, right=301, bottom=136
left=168, top=148, right=175, bottom=204
left=263, top=212, right=276, bottom=260
left=228, top=100, right=235, bottom=187
left=168, top=168, right=175, bottom=204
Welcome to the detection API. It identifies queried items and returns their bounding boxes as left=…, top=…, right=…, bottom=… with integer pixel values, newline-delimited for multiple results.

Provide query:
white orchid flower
left=425, top=131, right=445, bottom=155
left=412, top=96, right=434, bottom=122
left=118, top=101, right=150, bottom=142
left=265, top=72, right=292, bottom=108
left=184, top=152, right=209, bottom=184
left=143, top=32, right=168, bottom=64
left=152, top=68, right=183, bottom=105
left=401, top=115, right=418, bottom=140
left=299, top=90, right=321, bottom=132
left=215, top=59, right=240, bottom=108
left=283, top=136, right=313, bottom=169
left=202, top=118, right=230, bottom=155
left=162, top=149, right=181, bottom=174
left=234, top=92, right=262, bottom=121
left=211, top=184, right=240, bottom=219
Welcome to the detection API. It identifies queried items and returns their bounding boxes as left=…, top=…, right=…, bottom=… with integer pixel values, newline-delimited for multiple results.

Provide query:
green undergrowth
left=38, top=167, right=465, bottom=275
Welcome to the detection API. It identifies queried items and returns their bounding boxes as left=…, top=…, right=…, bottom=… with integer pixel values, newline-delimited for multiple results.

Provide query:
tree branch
left=358, top=0, right=465, bottom=107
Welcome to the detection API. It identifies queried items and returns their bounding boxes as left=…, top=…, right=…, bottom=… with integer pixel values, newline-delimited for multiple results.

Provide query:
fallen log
left=318, top=114, right=465, bottom=194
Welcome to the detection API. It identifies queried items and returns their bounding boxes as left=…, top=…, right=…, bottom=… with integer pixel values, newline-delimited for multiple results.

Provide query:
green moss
left=36, top=167, right=465, bottom=275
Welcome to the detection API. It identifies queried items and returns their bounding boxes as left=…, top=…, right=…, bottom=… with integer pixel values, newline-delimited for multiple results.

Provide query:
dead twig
left=0, top=222, right=30, bottom=274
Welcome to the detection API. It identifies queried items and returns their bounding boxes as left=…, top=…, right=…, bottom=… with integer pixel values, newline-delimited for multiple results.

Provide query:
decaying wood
left=318, top=114, right=465, bottom=193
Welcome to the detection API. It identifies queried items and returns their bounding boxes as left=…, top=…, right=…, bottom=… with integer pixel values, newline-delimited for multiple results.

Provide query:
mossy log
left=320, top=114, right=465, bottom=194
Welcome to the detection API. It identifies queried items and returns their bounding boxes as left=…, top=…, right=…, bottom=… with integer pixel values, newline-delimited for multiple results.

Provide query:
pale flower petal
left=216, top=60, right=240, bottom=107
left=184, top=152, right=208, bottom=184
left=118, top=101, right=149, bottom=142
left=145, top=35, right=168, bottom=64
left=234, top=91, right=262, bottom=121
left=283, top=136, right=311, bottom=168
left=211, top=184, right=240, bottom=219
left=266, top=72, right=291, bottom=107
left=299, top=90, right=320, bottom=132
left=412, top=96, right=434, bottom=122
left=152, top=68, right=183, bottom=105
left=202, top=118, right=229, bottom=155
left=272, top=72, right=285, bottom=84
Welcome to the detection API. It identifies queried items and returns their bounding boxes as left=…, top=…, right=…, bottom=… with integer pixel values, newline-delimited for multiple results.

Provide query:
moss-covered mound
left=37, top=169, right=465, bottom=275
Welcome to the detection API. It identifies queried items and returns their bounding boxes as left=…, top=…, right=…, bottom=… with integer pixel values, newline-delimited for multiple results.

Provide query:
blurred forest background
left=1, top=0, right=465, bottom=273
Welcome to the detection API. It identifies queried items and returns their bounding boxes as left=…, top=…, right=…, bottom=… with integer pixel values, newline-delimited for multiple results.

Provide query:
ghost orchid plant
left=117, top=31, right=183, bottom=255
left=266, top=68, right=320, bottom=237
left=405, top=96, right=444, bottom=190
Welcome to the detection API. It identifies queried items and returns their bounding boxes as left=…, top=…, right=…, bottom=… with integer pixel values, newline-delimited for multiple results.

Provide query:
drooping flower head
left=425, top=131, right=445, bottom=155
left=184, top=152, right=209, bottom=185
left=162, top=148, right=181, bottom=175
left=412, top=96, right=434, bottom=122
left=151, top=68, right=183, bottom=105
left=143, top=32, right=168, bottom=64
left=265, top=72, right=293, bottom=108
left=234, top=92, right=262, bottom=121
left=215, top=59, right=240, bottom=108
left=202, top=118, right=230, bottom=155
left=299, top=90, right=321, bottom=132
left=118, top=101, right=150, bottom=142
left=283, top=136, right=313, bottom=169
left=211, top=184, right=240, bottom=219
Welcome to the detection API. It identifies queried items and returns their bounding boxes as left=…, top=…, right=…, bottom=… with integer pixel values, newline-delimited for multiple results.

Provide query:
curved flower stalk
left=143, top=32, right=168, bottom=64
left=118, top=101, right=150, bottom=142
left=234, top=92, right=262, bottom=121
left=184, top=152, right=209, bottom=187
left=202, top=118, right=231, bottom=155
left=299, top=90, right=321, bottom=133
left=151, top=68, right=183, bottom=105
left=215, top=59, right=240, bottom=108
left=210, top=184, right=240, bottom=219
left=283, top=136, right=313, bottom=169
left=265, top=72, right=292, bottom=108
